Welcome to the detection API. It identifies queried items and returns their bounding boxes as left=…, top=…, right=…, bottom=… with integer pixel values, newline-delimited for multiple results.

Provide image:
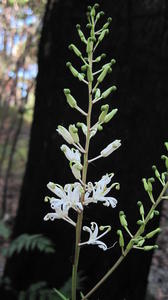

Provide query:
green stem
left=71, top=39, right=93, bottom=300
left=82, top=180, right=168, bottom=299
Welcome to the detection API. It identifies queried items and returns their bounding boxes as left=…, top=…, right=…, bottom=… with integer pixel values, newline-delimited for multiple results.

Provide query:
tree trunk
left=2, top=0, right=168, bottom=299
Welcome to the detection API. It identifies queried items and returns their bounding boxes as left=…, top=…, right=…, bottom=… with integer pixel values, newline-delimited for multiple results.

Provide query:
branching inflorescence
left=43, top=4, right=168, bottom=300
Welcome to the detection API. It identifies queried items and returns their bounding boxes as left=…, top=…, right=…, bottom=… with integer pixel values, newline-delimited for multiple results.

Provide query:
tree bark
left=2, top=0, right=168, bottom=299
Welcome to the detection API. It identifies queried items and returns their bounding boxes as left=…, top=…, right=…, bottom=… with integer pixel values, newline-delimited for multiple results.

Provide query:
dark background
left=1, top=0, right=168, bottom=299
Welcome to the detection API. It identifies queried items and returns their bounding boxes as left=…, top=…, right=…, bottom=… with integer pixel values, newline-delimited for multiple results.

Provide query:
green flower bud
left=81, top=65, right=88, bottom=72
left=64, top=91, right=77, bottom=108
left=104, top=109, right=118, bottom=123
left=137, top=220, right=144, bottom=225
left=78, top=73, right=85, bottom=81
left=66, top=62, right=79, bottom=78
left=137, top=201, right=144, bottom=217
left=86, top=37, right=93, bottom=54
left=117, top=230, right=124, bottom=248
left=164, top=142, right=168, bottom=151
left=101, top=104, right=109, bottom=112
left=63, top=88, right=71, bottom=95
left=102, top=18, right=112, bottom=30
left=95, top=53, right=106, bottom=62
left=161, top=155, right=168, bottom=169
left=98, top=29, right=109, bottom=43
left=142, top=178, right=149, bottom=192
left=145, top=228, right=161, bottom=239
left=152, top=165, right=161, bottom=179
left=94, top=3, right=99, bottom=9
left=95, top=11, right=104, bottom=22
left=76, top=24, right=87, bottom=44
left=87, top=65, right=93, bottom=82
left=91, top=7, right=96, bottom=17
left=137, top=238, right=145, bottom=247
left=111, top=59, right=116, bottom=65
left=87, top=6, right=91, bottom=11
left=143, top=245, right=158, bottom=251
left=97, top=66, right=110, bottom=83
left=69, top=124, right=79, bottom=143
left=76, top=122, right=87, bottom=135
left=97, top=124, right=103, bottom=131
left=101, top=86, right=117, bottom=99
left=119, top=211, right=128, bottom=228
left=69, top=44, right=82, bottom=57
left=94, top=88, right=101, bottom=99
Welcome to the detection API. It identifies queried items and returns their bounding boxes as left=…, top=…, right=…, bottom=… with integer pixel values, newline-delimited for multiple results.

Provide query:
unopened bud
left=102, top=86, right=117, bottom=99
left=145, top=228, right=161, bottom=239
left=143, top=245, right=158, bottom=251
left=69, top=44, right=82, bottom=57
left=69, top=124, right=79, bottom=144
left=117, top=230, right=124, bottom=248
left=98, top=29, right=109, bottom=43
left=87, top=65, right=93, bottom=82
left=104, top=109, right=118, bottom=123
left=119, top=211, right=128, bottom=228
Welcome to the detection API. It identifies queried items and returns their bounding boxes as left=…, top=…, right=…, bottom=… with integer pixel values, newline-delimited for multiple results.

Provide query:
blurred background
left=0, top=1, right=168, bottom=299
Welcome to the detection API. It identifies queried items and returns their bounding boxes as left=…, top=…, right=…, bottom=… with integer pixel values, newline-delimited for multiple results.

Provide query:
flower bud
left=86, top=37, right=93, bottom=54
left=137, top=201, right=144, bottom=217
left=152, top=165, right=161, bottom=180
left=161, top=155, right=168, bottom=169
left=57, top=125, right=74, bottom=144
left=104, top=109, right=118, bottom=123
left=81, top=64, right=88, bottom=72
left=95, top=53, right=106, bottom=62
left=76, top=24, right=87, bottom=44
left=95, top=11, right=104, bottom=22
left=145, top=228, right=161, bottom=239
left=98, top=104, right=109, bottom=123
left=98, top=29, right=109, bottom=43
left=119, top=211, right=128, bottom=228
left=101, top=140, right=121, bottom=157
left=77, top=122, right=87, bottom=135
left=101, top=86, right=117, bottom=99
left=69, top=124, right=79, bottom=144
left=97, top=124, right=103, bottom=131
left=94, top=88, right=101, bottom=99
left=164, top=142, right=168, bottom=151
left=87, top=65, right=93, bottom=82
left=64, top=90, right=77, bottom=108
left=69, top=44, right=82, bottom=57
left=137, top=220, right=144, bottom=225
left=66, top=62, right=79, bottom=78
left=117, top=230, right=124, bottom=248
left=143, top=245, right=158, bottom=251
left=97, top=65, right=110, bottom=83
left=70, top=162, right=83, bottom=180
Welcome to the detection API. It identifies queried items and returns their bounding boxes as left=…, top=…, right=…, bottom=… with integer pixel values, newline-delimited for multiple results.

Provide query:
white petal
left=101, top=140, right=121, bottom=157
left=57, top=125, right=74, bottom=144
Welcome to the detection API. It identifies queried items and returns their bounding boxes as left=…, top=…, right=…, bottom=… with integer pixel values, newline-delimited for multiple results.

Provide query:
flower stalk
left=71, top=19, right=94, bottom=300
left=82, top=180, right=168, bottom=299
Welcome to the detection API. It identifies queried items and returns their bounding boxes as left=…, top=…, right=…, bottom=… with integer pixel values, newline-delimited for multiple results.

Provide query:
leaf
left=6, top=234, right=55, bottom=257
left=53, top=288, right=69, bottom=300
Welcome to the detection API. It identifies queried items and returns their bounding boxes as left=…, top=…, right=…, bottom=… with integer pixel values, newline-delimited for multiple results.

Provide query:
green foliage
left=5, top=234, right=55, bottom=257
left=0, top=220, right=11, bottom=239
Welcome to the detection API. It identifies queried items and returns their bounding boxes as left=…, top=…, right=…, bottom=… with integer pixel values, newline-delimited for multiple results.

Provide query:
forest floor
left=0, top=113, right=168, bottom=299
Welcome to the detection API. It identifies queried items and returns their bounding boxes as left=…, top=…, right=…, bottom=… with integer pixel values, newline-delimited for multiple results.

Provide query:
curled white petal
left=61, top=145, right=81, bottom=162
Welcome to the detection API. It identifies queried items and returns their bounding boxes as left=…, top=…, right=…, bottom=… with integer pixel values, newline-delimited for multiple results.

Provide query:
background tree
left=2, top=0, right=168, bottom=299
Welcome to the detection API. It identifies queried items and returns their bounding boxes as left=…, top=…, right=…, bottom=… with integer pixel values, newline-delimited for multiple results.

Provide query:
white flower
left=84, top=173, right=118, bottom=208
left=70, top=162, right=83, bottom=180
left=88, top=140, right=121, bottom=163
left=79, top=222, right=111, bottom=250
left=61, top=144, right=81, bottom=162
left=56, top=125, right=74, bottom=144
left=44, top=206, right=76, bottom=227
left=46, top=181, right=83, bottom=213
left=101, top=140, right=121, bottom=157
